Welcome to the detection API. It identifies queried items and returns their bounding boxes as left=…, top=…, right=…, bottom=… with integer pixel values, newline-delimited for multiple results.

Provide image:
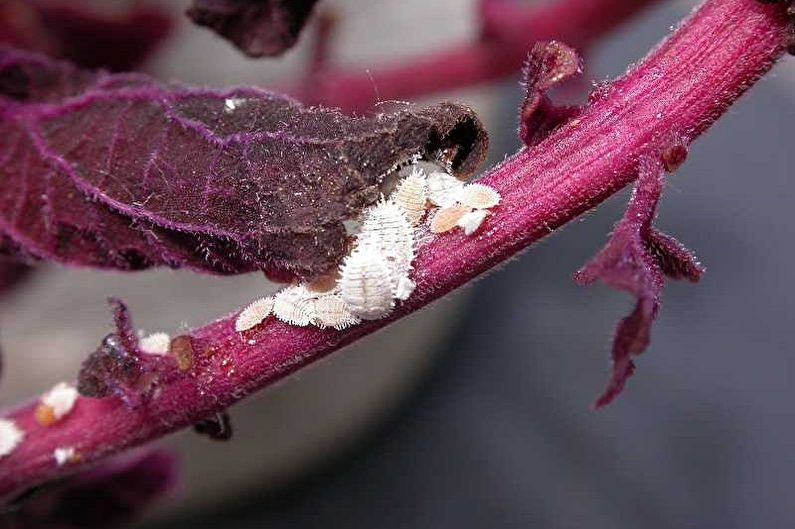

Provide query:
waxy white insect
left=38, top=382, right=79, bottom=425
left=54, top=446, right=79, bottom=466
left=273, top=285, right=315, bottom=326
left=427, top=171, right=465, bottom=207
left=312, top=294, right=360, bottom=330
left=0, top=418, right=24, bottom=459
left=224, top=97, right=247, bottom=112
left=358, top=199, right=415, bottom=281
left=339, top=247, right=396, bottom=320
left=459, top=183, right=501, bottom=210
left=394, top=276, right=416, bottom=301
left=393, top=167, right=428, bottom=225
left=233, top=160, right=495, bottom=333
left=427, top=179, right=500, bottom=236
left=457, top=209, right=489, bottom=235
left=235, top=296, right=274, bottom=332
left=139, top=332, right=171, bottom=355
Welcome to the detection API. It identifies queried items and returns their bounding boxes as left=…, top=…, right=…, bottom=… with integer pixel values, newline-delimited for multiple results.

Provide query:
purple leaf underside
left=519, top=41, right=584, bottom=146
left=0, top=48, right=488, bottom=280
left=575, top=157, right=704, bottom=407
left=186, top=0, right=320, bottom=58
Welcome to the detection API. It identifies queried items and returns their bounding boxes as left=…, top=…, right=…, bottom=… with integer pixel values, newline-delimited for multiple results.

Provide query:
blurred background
left=1, top=0, right=794, bottom=528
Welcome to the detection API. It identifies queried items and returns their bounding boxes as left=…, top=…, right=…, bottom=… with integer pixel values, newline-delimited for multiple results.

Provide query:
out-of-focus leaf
left=0, top=0, right=173, bottom=71
left=186, top=0, right=320, bottom=57
left=0, top=450, right=178, bottom=529
left=35, top=2, right=173, bottom=71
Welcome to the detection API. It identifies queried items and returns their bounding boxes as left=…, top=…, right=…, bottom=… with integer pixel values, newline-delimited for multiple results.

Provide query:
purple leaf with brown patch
left=0, top=48, right=487, bottom=280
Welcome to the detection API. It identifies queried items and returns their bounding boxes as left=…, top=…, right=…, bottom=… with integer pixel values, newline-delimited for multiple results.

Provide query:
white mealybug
left=427, top=171, right=465, bottom=207
left=394, top=276, right=416, bottom=301
left=232, top=160, right=488, bottom=330
left=0, top=418, right=24, bottom=458
left=36, top=382, right=78, bottom=426
left=235, top=296, right=274, bottom=332
left=339, top=246, right=396, bottom=320
left=458, top=183, right=501, bottom=210
left=224, top=97, right=247, bottom=112
left=54, top=446, right=79, bottom=466
left=312, top=293, right=360, bottom=330
left=139, top=332, right=171, bottom=355
left=457, top=209, right=489, bottom=235
left=273, top=285, right=316, bottom=326
left=393, top=167, right=428, bottom=225
left=358, top=198, right=415, bottom=281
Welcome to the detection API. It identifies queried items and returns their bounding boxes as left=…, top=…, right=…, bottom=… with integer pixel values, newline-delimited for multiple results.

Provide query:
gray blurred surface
left=148, top=1, right=795, bottom=528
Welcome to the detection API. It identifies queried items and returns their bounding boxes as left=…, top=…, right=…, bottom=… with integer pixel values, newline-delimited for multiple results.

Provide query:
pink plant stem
left=0, top=0, right=789, bottom=500
left=291, top=0, right=664, bottom=112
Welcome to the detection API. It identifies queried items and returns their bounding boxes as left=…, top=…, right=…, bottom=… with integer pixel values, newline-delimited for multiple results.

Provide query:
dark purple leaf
left=0, top=48, right=488, bottom=280
left=0, top=450, right=178, bottom=529
left=519, top=41, right=583, bottom=146
left=187, top=0, right=320, bottom=57
left=648, top=228, right=704, bottom=282
left=575, top=156, right=704, bottom=407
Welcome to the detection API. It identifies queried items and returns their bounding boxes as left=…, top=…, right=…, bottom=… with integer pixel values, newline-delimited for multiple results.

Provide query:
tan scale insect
left=393, top=167, right=428, bottom=225
left=170, top=335, right=195, bottom=371
left=235, top=296, right=274, bottom=332
left=339, top=246, right=396, bottom=320
left=430, top=204, right=472, bottom=234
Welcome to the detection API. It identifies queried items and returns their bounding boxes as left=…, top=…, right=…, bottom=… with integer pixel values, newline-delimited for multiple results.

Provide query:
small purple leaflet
left=575, top=156, right=704, bottom=407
